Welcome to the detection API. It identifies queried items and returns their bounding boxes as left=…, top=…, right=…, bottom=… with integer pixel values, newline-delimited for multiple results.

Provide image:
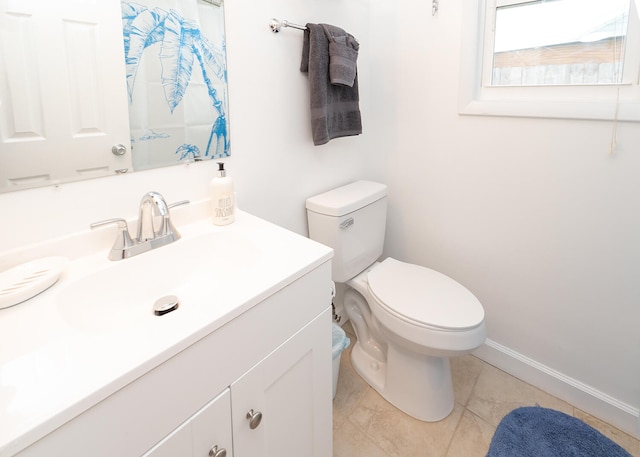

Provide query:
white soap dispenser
left=211, top=162, right=235, bottom=225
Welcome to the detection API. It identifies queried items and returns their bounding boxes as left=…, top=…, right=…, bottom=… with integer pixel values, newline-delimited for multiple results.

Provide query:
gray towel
left=321, top=24, right=359, bottom=87
left=300, top=23, right=362, bottom=146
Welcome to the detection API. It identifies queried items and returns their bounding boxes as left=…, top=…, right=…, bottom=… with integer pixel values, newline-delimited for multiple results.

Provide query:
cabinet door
left=191, top=389, right=233, bottom=457
left=231, top=310, right=333, bottom=457
left=143, top=389, right=232, bottom=457
left=141, top=421, right=191, bottom=457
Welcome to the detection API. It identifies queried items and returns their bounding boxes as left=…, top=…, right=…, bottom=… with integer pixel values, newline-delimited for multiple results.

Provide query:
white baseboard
left=474, top=339, right=640, bottom=439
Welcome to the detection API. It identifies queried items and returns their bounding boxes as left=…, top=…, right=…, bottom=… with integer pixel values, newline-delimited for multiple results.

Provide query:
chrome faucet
left=136, top=191, right=180, bottom=243
left=91, top=191, right=189, bottom=261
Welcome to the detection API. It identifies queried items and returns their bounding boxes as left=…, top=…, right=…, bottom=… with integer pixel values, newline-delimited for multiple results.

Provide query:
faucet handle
left=157, top=200, right=190, bottom=240
left=168, top=200, right=190, bottom=209
left=90, top=218, right=135, bottom=261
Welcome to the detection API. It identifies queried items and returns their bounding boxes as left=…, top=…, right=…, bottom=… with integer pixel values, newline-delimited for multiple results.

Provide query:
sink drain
left=153, top=295, right=180, bottom=316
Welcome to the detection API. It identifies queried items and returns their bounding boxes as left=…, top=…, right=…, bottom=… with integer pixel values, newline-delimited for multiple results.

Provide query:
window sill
left=459, top=97, right=640, bottom=122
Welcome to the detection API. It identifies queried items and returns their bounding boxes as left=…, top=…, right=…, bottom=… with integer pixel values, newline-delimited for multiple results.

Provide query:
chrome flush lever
left=340, top=218, right=354, bottom=229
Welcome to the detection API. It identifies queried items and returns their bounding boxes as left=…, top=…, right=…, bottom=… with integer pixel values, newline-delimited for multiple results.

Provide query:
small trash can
left=332, top=322, right=350, bottom=399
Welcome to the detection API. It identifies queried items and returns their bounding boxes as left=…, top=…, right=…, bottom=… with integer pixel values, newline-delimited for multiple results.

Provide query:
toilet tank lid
left=306, top=181, right=388, bottom=217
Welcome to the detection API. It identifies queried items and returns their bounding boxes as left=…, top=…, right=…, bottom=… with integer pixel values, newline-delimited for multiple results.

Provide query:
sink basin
left=57, top=230, right=261, bottom=334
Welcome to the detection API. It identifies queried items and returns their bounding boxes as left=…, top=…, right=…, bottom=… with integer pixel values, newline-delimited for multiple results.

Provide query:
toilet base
left=350, top=340, right=455, bottom=422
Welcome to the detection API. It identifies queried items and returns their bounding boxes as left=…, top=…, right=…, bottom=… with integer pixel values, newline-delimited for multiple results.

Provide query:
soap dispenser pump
left=211, top=162, right=235, bottom=225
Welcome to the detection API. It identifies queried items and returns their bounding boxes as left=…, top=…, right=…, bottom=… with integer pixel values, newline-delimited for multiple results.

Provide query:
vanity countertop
left=0, top=209, right=333, bottom=456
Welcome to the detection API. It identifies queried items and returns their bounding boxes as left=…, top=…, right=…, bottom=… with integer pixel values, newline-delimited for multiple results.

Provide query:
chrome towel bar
left=269, top=18, right=307, bottom=33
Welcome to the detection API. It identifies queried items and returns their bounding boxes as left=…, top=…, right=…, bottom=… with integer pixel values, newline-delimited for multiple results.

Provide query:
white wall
left=382, top=0, right=639, bottom=435
left=0, top=0, right=379, bottom=252
left=1, top=0, right=638, bottom=438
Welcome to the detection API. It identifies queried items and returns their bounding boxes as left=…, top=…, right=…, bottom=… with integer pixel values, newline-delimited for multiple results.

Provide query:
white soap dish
left=0, top=256, right=69, bottom=310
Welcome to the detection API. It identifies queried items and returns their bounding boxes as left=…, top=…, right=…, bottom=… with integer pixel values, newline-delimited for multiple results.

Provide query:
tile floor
left=333, top=322, right=640, bottom=457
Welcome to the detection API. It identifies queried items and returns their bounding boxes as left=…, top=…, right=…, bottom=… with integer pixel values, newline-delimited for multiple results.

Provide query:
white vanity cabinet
left=143, top=389, right=232, bottom=457
left=13, top=261, right=333, bottom=457
left=142, top=309, right=332, bottom=457
left=231, top=309, right=331, bottom=456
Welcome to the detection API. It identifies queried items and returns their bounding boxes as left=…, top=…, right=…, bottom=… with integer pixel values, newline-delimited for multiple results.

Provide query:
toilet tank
left=306, top=181, right=388, bottom=282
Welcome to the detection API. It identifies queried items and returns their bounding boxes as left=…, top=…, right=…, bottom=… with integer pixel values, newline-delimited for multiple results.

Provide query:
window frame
left=459, top=0, right=640, bottom=121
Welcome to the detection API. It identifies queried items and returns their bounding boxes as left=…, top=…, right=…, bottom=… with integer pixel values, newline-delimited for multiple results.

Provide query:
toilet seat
left=367, top=258, right=484, bottom=331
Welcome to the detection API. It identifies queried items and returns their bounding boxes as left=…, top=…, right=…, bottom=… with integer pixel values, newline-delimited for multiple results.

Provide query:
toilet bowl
left=306, top=180, right=486, bottom=421
left=344, top=258, right=485, bottom=421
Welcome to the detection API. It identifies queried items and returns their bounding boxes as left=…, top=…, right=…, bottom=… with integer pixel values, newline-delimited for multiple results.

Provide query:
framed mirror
left=0, top=0, right=230, bottom=193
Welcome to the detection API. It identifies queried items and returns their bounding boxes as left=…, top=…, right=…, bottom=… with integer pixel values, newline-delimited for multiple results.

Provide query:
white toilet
left=306, top=180, right=486, bottom=422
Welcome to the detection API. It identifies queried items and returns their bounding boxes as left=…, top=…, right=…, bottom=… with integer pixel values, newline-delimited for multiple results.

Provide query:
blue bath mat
left=486, top=406, right=632, bottom=457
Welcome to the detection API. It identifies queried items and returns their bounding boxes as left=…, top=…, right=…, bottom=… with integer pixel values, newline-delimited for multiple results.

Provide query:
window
left=459, top=0, right=640, bottom=121
left=489, top=0, right=630, bottom=87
